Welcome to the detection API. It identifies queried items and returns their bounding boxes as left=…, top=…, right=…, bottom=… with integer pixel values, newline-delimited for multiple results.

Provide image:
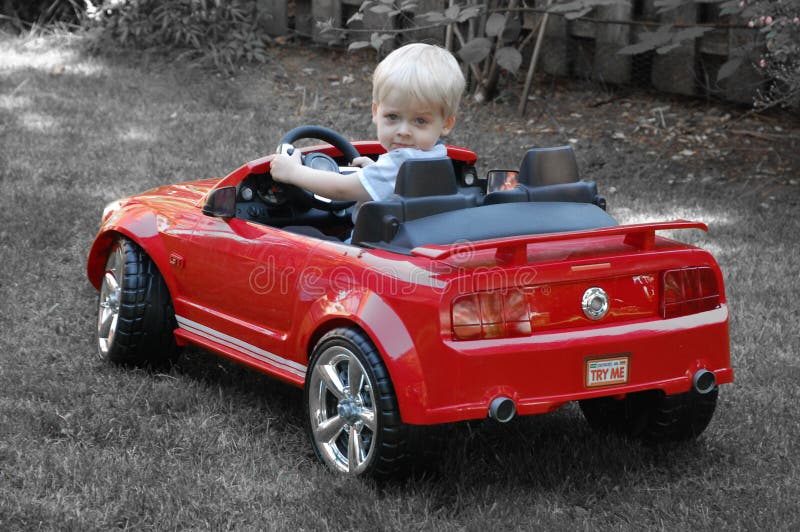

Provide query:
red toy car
left=87, top=126, right=732, bottom=476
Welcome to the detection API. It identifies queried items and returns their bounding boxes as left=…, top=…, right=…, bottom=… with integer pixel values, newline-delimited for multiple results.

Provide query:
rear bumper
left=405, top=305, right=732, bottom=424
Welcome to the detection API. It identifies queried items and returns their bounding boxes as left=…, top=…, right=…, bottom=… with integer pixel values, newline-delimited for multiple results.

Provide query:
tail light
left=660, top=267, right=720, bottom=319
left=451, top=289, right=532, bottom=340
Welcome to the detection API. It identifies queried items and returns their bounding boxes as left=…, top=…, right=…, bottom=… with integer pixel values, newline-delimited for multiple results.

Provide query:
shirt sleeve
left=356, top=144, right=448, bottom=200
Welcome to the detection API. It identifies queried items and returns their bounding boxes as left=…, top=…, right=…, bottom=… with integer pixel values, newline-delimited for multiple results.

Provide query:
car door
left=177, top=214, right=315, bottom=364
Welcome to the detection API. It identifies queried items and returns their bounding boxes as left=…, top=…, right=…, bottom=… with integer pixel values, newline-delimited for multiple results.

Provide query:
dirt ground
left=257, top=43, right=799, bottom=204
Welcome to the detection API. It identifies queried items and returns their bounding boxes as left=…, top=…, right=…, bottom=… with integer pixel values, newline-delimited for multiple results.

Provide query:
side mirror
left=486, top=170, right=520, bottom=193
left=202, top=186, right=236, bottom=218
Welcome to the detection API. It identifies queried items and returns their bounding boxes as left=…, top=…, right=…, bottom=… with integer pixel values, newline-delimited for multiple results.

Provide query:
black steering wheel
left=265, top=125, right=360, bottom=212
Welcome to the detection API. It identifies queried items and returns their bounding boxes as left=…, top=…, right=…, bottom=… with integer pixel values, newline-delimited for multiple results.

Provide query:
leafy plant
left=734, top=0, right=800, bottom=109
left=83, top=0, right=270, bottom=72
left=0, top=0, right=84, bottom=28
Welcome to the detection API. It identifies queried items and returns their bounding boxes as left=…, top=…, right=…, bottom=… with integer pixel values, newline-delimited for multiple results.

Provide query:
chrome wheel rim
left=97, top=246, right=123, bottom=355
left=308, top=345, right=377, bottom=474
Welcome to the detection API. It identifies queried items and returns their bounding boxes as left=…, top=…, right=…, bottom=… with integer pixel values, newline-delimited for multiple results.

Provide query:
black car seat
left=351, top=157, right=477, bottom=247
left=484, top=145, right=606, bottom=209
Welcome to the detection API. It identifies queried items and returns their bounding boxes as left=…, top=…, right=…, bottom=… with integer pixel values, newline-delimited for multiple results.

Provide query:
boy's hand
left=270, top=150, right=303, bottom=184
left=351, top=156, right=374, bottom=168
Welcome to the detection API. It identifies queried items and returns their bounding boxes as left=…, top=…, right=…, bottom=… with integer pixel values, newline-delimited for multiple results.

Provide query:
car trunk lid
left=416, top=221, right=721, bottom=336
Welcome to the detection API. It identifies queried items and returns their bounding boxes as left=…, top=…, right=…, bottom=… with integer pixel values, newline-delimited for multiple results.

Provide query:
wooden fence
left=258, top=0, right=763, bottom=104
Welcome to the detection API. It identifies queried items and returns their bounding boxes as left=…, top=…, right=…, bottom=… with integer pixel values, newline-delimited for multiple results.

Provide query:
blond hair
left=372, top=43, right=466, bottom=118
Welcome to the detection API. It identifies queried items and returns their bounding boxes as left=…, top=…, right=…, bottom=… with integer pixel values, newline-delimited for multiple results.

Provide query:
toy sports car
left=87, top=126, right=732, bottom=477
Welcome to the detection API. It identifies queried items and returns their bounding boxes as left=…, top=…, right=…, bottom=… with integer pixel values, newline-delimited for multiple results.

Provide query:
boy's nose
left=397, top=121, right=411, bottom=135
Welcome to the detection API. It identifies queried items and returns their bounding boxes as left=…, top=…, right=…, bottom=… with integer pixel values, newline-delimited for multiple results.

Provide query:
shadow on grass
left=171, top=345, right=306, bottom=422
left=157, top=343, right=728, bottom=499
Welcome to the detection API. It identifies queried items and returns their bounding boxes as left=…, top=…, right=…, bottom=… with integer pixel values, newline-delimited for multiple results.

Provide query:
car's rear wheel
left=97, top=236, right=178, bottom=367
left=305, top=328, right=407, bottom=477
left=579, top=388, right=718, bottom=442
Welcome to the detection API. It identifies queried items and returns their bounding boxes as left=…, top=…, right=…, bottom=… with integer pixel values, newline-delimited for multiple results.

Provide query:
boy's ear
left=371, top=102, right=378, bottom=124
left=441, top=115, right=456, bottom=135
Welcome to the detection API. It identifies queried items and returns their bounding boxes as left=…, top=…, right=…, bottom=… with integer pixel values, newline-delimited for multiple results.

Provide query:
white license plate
left=585, top=355, right=629, bottom=388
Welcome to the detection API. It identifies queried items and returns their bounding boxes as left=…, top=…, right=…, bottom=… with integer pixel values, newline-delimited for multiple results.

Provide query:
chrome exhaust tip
left=488, top=397, right=516, bottom=423
left=693, top=369, right=717, bottom=394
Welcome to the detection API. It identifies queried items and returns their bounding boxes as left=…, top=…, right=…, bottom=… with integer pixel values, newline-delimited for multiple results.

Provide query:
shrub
left=741, top=0, right=800, bottom=109
left=84, top=0, right=269, bottom=71
left=1, top=0, right=83, bottom=27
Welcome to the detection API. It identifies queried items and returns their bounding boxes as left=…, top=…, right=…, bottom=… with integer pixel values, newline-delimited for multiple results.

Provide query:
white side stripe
left=176, top=315, right=307, bottom=377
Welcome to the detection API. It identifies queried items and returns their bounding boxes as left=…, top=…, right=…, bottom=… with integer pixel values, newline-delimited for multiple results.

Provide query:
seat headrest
left=394, top=157, right=458, bottom=197
left=518, top=146, right=579, bottom=187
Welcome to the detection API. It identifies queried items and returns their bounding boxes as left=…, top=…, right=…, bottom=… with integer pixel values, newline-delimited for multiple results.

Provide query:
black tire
left=643, top=388, right=718, bottom=441
left=304, top=327, right=407, bottom=477
left=579, top=388, right=718, bottom=442
left=96, top=237, right=178, bottom=367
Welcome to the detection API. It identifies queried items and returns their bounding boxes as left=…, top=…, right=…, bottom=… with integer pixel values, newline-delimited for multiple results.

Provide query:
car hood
left=125, top=178, right=220, bottom=206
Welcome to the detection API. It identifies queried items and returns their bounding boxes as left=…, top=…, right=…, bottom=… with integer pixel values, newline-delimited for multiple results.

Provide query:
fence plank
left=723, top=27, right=764, bottom=103
left=413, top=0, right=447, bottom=44
left=594, top=4, right=632, bottom=84
left=651, top=2, right=697, bottom=95
left=536, top=0, right=570, bottom=77
left=257, top=0, right=288, bottom=36
left=311, top=0, right=339, bottom=43
left=294, top=0, right=314, bottom=38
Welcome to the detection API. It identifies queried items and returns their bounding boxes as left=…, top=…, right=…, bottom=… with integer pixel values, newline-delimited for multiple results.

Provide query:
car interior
left=230, top=144, right=615, bottom=250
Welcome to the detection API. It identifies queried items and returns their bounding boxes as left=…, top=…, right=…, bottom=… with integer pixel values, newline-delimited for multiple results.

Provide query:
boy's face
left=371, top=92, right=456, bottom=152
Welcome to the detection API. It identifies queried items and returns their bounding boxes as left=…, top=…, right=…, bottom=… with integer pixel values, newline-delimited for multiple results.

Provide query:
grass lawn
left=1, top=29, right=799, bottom=530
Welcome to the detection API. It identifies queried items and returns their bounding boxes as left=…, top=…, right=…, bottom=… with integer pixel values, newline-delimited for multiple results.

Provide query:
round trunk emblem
left=582, top=287, right=609, bottom=320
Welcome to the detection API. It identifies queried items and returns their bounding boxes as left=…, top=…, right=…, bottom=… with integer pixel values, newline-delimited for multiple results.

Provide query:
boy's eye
left=386, top=114, right=398, bottom=121
left=415, top=117, right=428, bottom=125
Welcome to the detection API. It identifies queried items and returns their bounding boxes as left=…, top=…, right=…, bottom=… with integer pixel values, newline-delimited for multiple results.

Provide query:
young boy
left=270, top=43, right=466, bottom=211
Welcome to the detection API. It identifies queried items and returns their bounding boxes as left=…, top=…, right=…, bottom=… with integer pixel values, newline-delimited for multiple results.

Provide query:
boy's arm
left=271, top=151, right=372, bottom=201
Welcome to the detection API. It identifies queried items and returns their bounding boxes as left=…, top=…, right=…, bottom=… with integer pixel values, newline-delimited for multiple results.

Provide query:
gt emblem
left=169, top=252, right=184, bottom=269
left=582, top=287, right=609, bottom=320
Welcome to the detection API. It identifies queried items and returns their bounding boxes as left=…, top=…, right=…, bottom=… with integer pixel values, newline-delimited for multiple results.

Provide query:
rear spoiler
left=410, top=220, right=708, bottom=263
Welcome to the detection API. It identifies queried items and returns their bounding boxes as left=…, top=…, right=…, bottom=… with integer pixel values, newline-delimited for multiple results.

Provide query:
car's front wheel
left=305, top=328, right=407, bottom=476
left=579, top=388, right=718, bottom=442
left=97, top=236, right=178, bottom=367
